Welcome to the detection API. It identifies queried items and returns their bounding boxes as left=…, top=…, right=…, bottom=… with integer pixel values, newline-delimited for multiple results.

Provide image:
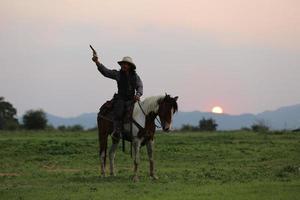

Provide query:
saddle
left=98, top=99, right=135, bottom=124
left=99, top=100, right=114, bottom=117
left=98, top=99, right=151, bottom=150
left=98, top=99, right=136, bottom=153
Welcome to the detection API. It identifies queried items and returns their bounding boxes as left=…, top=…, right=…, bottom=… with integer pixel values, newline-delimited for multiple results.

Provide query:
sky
left=0, top=0, right=299, bottom=117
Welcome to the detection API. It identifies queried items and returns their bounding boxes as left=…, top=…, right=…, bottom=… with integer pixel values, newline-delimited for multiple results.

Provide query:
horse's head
left=157, top=94, right=178, bottom=132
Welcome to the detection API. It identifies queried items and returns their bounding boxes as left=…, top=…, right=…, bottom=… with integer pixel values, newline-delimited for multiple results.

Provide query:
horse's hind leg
left=109, top=138, right=120, bottom=176
left=100, top=141, right=107, bottom=177
left=132, top=138, right=141, bottom=182
left=146, top=140, right=158, bottom=180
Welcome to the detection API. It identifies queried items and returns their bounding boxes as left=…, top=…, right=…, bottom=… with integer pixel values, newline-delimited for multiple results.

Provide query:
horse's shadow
left=68, top=172, right=159, bottom=183
left=68, top=174, right=141, bottom=183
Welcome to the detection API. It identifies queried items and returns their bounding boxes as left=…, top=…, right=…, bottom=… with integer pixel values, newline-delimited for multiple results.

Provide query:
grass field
left=0, top=130, right=299, bottom=200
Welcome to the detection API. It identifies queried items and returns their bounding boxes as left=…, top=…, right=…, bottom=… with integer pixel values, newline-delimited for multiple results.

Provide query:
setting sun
left=212, top=106, right=223, bottom=114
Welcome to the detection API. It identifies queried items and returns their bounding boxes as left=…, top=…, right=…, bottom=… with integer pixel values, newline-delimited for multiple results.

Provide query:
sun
left=212, top=106, right=223, bottom=114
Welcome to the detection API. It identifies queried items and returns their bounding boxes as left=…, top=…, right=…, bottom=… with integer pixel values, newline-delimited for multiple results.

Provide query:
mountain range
left=46, top=104, right=300, bottom=130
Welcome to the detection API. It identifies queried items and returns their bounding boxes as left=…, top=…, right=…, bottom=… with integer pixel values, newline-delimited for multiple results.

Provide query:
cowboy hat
left=118, top=56, right=136, bottom=70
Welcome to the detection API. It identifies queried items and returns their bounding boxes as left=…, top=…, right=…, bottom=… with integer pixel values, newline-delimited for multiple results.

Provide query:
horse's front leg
left=132, top=138, right=141, bottom=182
left=146, top=140, right=158, bottom=180
left=109, top=138, right=120, bottom=176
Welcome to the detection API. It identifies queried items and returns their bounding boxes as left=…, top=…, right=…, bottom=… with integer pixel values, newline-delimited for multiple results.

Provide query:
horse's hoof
left=150, top=175, right=159, bottom=180
left=133, top=175, right=139, bottom=182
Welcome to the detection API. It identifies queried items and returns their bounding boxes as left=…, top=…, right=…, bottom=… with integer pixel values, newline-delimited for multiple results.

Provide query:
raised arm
left=92, top=55, right=118, bottom=80
left=96, top=62, right=118, bottom=80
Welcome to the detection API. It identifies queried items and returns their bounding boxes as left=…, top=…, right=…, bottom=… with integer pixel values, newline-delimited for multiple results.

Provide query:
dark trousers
left=112, top=94, right=134, bottom=133
left=112, top=97, right=127, bottom=132
left=113, top=98, right=125, bottom=121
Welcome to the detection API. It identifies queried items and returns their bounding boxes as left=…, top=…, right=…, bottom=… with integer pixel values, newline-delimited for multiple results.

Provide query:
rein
left=137, top=100, right=162, bottom=129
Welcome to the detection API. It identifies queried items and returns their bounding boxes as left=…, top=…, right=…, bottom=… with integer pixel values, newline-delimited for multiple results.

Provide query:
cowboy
left=92, top=55, right=143, bottom=139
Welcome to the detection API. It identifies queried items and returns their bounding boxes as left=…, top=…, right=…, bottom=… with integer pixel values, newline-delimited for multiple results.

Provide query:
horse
left=97, top=94, right=178, bottom=181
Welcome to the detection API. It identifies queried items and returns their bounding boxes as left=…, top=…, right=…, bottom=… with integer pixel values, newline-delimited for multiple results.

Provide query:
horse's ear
left=174, top=96, right=179, bottom=101
left=165, top=93, right=171, bottom=100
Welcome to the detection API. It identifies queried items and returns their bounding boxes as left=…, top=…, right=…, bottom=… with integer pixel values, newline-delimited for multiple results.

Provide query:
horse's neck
left=136, top=96, right=163, bottom=115
left=132, top=96, right=162, bottom=127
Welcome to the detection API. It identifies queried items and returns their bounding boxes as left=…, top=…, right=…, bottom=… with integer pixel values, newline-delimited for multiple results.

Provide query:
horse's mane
left=133, top=95, right=164, bottom=117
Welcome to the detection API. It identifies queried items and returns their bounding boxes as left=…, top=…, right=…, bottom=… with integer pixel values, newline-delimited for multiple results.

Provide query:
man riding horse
left=92, top=53, right=143, bottom=139
left=91, top=47, right=179, bottom=181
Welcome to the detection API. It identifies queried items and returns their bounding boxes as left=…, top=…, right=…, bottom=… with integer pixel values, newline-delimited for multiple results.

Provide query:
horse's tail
left=97, top=112, right=109, bottom=175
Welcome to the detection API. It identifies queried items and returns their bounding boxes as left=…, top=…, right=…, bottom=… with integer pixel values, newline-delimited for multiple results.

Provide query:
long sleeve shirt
left=96, top=62, right=143, bottom=97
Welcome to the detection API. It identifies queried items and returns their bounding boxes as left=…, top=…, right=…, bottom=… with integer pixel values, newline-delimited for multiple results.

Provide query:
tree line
left=0, top=97, right=84, bottom=131
left=180, top=117, right=272, bottom=132
left=2, top=96, right=294, bottom=133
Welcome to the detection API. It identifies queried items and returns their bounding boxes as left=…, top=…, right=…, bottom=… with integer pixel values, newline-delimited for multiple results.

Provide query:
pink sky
left=1, top=0, right=299, bottom=116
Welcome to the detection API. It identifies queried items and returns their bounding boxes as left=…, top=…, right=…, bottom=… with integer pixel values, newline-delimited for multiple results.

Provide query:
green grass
left=0, top=130, right=299, bottom=199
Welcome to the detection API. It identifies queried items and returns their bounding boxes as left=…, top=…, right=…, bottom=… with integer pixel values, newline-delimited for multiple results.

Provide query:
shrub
left=180, top=124, right=198, bottom=131
left=199, top=118, right=218, bottom=131
left=251, top=119, right=269, bottom=132
left=241, top=127, right=251, bottom=131
left=23, top=109, right=47, bottom=130
left=68, top=124, right=84, bottom=132
left=58, top=125, right=67, bottom=131
left=57, top=125, right=84, bottom=132
left=0, top=97, right=19, bottom=130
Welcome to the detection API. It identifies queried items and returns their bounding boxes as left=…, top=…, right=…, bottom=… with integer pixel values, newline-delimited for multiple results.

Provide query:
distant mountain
left=174, top=104, right=300, bottom=130
left=257, top=104, right=300, bottom=130
left=45, top=104, right=300, bottom=130
left=46, top=113, right=97, bottom=129
left=173, top=111, right=256, bottom=130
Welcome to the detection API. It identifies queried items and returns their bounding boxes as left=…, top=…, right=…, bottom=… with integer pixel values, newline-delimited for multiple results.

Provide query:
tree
left=199, top=118, right=218, bottom=131
left=0, top=97, right=19, bottom=130
left=58, top=125, right=67, bottom=131
left=180, top=124, right=198, bottom=131
left=251, top=119, right=269, bottom=132
left=23, top=109, right=47, bottom=130
left=68, top=124, right=84, bottom=132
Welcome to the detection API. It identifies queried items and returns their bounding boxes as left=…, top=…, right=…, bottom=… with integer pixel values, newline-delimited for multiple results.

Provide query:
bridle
left=137, top=100, right=163, bottom=129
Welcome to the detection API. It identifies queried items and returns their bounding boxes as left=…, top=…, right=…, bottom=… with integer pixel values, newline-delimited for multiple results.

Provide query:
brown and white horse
left=97, top=94, right=178, bottom=181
